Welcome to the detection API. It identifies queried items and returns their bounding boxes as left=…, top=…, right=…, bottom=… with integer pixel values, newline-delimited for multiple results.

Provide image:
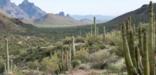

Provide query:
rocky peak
left=58, top=11, right=65, bottom=16
left=22, top=0, right=34, bottom=6
left=0, top=0, right=29, bottom=19
left=19, top=0, right=46, bottom=19
left=0, top=0, right=10, bottom=6
left=23, top=0, right=29, bottom=3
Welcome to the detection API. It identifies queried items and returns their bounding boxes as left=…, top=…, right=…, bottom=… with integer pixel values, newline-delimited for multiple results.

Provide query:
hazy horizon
left=11, top=0, right=156, bottom=16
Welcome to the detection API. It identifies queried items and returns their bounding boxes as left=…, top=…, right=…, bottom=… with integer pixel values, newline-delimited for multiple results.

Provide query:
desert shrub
left=105, top=31, right=122, bottom=46
left=89, top=48, right=120, bottom=69
left=75, top=36, right=85, bottom=43
left=85, top=35, right=103, bottom=46
left=27, top=60, right=40, bottom=70
left=107, top=58, right=125, bottom=72
left=85, top=35, right=106, bottom=53
left=13, top=70, right=26, bottom=75
left=75, top=48, right=89, bottom=63
left=63, top=37, right=72, bottom=44
left=41, top=54, right=60, bottom=74
left=105, top=31, right=123, bottom=56
left=71, top=59, right=81, bottom=68
left=89, top=50, right=110, bottom=63
left=78, top=64, right=90, bottom=70
left=0, top=57, right=4, bottom=73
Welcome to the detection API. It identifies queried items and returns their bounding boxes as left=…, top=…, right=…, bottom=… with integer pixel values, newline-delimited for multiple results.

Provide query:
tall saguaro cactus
left=71, top=36, right=76, bottom=59
left=93, top=16, right=97, bottom=36
left=4, top=38, right=13, bottom=75
left=121, top=1, right=155, bottom=75
left=103, top=26, right=106, bottom=40
left=6, top=38, right=10, bottom=74
left=148, top=1, right=155, bottom=75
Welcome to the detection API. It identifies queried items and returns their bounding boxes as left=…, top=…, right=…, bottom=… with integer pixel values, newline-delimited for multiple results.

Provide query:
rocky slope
left=100, top=3, right=156, bottom=30
left=0, top=10, right=35, bottom=32
left=19, top=0, right=46, bottom=20
left=0, top=0, right=29, bottom=19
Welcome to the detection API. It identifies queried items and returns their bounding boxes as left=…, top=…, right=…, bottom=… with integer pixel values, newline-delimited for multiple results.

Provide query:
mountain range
left=0, top=0, right=85, bottom=26
left=0, top=0, right=29, bottom=19
left=72, top=15, right=114, bottom=24
left=0, top=0, right=155, bottom=31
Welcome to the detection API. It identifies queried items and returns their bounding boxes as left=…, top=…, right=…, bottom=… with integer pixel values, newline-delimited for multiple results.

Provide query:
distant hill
left=72, top=15, right=114, bottom=24
left=35, top=14, right=85, bottom=26
left=101, top=3, right=154, bottom=30
left=0, top=11, right=35, bottom=32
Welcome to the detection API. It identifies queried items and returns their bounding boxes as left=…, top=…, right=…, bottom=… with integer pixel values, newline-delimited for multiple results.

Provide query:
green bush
left=75, top=48, right=89, bottom=63
left=78, top=64, right=90, bottom=70
left=0, top=57, right=4, bottom=73
left=105, top=31, right=123, bottom=56
left=71, top=59, right=81, bottom=68
left=41, top=54, right=60, bottom=74
left=27, top=60, right=40, bottom=70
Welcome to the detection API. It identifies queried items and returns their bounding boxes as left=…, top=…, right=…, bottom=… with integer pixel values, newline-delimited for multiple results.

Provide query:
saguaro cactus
left=91, top=21, right=93, bottom=36
left=93, top=16, right=97, bottom=36
left=148, top=1, right=155, bottom=75
left=71, top=36, right=76, bottom=59
left=6, top=38, right=10, bottom=74
left=121, top=1, right=155, bottom=75
left=103, top=26, right=106, bottom=40
left=4, top=38, right=13, bottom=75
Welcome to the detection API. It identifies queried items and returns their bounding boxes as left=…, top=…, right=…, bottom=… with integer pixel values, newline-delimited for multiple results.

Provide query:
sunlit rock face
left=0, top=0, right=9, bottom=6
left=0, top=0, right=29, bottom=19
left=19, top=0, right=47, bottom=20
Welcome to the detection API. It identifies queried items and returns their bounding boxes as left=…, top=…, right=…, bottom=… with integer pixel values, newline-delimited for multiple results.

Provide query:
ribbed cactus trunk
left=6, top=38, right=10, bottom=74
left=121, top=22, right=138, bottom=75
left=148, top=1, right=155, bottom=75
left=143, top=29, right=150, bottom=75
left=72, top=36, right=76, bottom=59
left=121, top=1, right=156, bottom=75
left=65, top=50, right=68, bottom=70
left=68, top=47, right=72, bottom=70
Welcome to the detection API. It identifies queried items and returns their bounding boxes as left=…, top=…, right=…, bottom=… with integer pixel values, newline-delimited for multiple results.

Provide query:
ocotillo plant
left=121, top=1, right=155, bottom=75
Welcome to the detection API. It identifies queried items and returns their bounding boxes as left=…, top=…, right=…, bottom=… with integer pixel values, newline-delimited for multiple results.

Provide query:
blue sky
left=11, top=0, right=155, bottom=16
